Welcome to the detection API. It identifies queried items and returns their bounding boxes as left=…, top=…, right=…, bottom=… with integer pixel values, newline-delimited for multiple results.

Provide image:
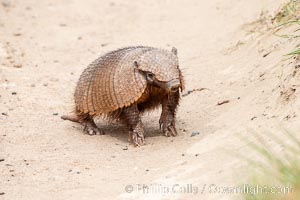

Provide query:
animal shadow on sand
left=72, top=118, right=166, bottom=145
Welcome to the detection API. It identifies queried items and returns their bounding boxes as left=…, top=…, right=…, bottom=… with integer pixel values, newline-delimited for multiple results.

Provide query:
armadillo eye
left=147, top=72, right=155, bottom=79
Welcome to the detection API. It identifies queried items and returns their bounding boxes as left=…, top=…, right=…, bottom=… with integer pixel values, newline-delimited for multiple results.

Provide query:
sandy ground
left=1, top=0, right=300, bottom=199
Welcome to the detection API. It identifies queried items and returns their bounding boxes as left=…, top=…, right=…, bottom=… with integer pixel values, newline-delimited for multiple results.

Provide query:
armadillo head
left=135, top=47, right=183, bottom=93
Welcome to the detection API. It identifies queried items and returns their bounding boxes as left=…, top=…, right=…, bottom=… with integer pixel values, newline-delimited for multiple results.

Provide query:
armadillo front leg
left=121, top=104, right=145, bottom=146
left=159, top=91, right=180, bottom=137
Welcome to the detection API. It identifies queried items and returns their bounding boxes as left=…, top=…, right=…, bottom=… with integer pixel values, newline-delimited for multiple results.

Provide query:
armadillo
left=61, top=46, right=184, bottom=146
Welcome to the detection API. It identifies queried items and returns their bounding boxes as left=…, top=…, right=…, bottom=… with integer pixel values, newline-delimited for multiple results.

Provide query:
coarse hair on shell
left=74, top=46, right=182, bottom=121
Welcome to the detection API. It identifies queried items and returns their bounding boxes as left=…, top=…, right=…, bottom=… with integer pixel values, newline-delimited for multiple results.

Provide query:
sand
left=1, top=0, right=299, bottom=199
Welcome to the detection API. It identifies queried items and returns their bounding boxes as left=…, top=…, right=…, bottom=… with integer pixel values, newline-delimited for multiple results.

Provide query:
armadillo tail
left=61, top=114, right=80, bottom=123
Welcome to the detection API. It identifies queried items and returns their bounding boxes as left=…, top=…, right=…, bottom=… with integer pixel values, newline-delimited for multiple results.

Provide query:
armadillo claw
left=83, top=123, right=105, bottom=135
left=131, top=130, right=145, bottom=147
left=164, top=124, right=178, bottom=137
left=159, top=119, right=163, bottom=131
left=160, top=116, right=178, bottom=137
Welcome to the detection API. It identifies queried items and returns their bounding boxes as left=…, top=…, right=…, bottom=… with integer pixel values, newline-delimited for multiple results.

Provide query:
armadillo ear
left=171, top=47, right=178, bottom=55
left=179, top=69, right=185, bottom=92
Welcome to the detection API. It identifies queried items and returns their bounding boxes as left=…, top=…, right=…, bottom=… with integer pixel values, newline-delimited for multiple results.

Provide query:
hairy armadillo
left=61, top=46, right=184, bottom=146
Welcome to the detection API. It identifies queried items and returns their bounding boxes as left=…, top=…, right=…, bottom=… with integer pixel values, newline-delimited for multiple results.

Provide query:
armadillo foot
left=159, top=117, right=177, bottom=137
left=131, top=129, right=145, bottom=147
left=83, top=121, right=105, bottom=135
left=164, top=124, right=177, bottom=137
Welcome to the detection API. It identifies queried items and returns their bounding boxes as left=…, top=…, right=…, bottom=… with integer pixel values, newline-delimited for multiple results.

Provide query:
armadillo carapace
left=61, top=46, right=184, bottom=146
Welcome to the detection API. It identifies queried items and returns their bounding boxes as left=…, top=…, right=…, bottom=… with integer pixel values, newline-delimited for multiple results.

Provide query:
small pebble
left=122, top=146, right=128, bottom=150
left=43, top=83, right=48, bottom=87
left=217, top=100, right=230, bottom=106
left=53, top=113, right=58, bottom=116
left=1, top=0, right=10, bottom=7
left=11, top=92, right=17, bottom=95
left=13, top=63, right=22, bottom=68
left=0, top=158, right=4, bottom=162
left=0, top=192, right=4, bottom=195
left=195, top=154, right=199, bottom=157
left=181, top=154, right=185, bottom=156
left=251, top=116, right=257, bottom=120
left=190, top=132, right=200, bottom=137
left=30, top=84, right=35, bottom=87
left=1, top=113, right=8, bottom=116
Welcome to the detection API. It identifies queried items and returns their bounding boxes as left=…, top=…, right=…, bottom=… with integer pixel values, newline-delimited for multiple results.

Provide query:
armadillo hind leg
left=159, top=91, right=180, bottom=137
left=120, top=104, right=145, bottom=146
left=83, top=120, right=105, bottom=135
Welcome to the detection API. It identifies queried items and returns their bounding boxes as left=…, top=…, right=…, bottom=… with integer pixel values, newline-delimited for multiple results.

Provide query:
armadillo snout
left=166, top=79, right=181, bottom=92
